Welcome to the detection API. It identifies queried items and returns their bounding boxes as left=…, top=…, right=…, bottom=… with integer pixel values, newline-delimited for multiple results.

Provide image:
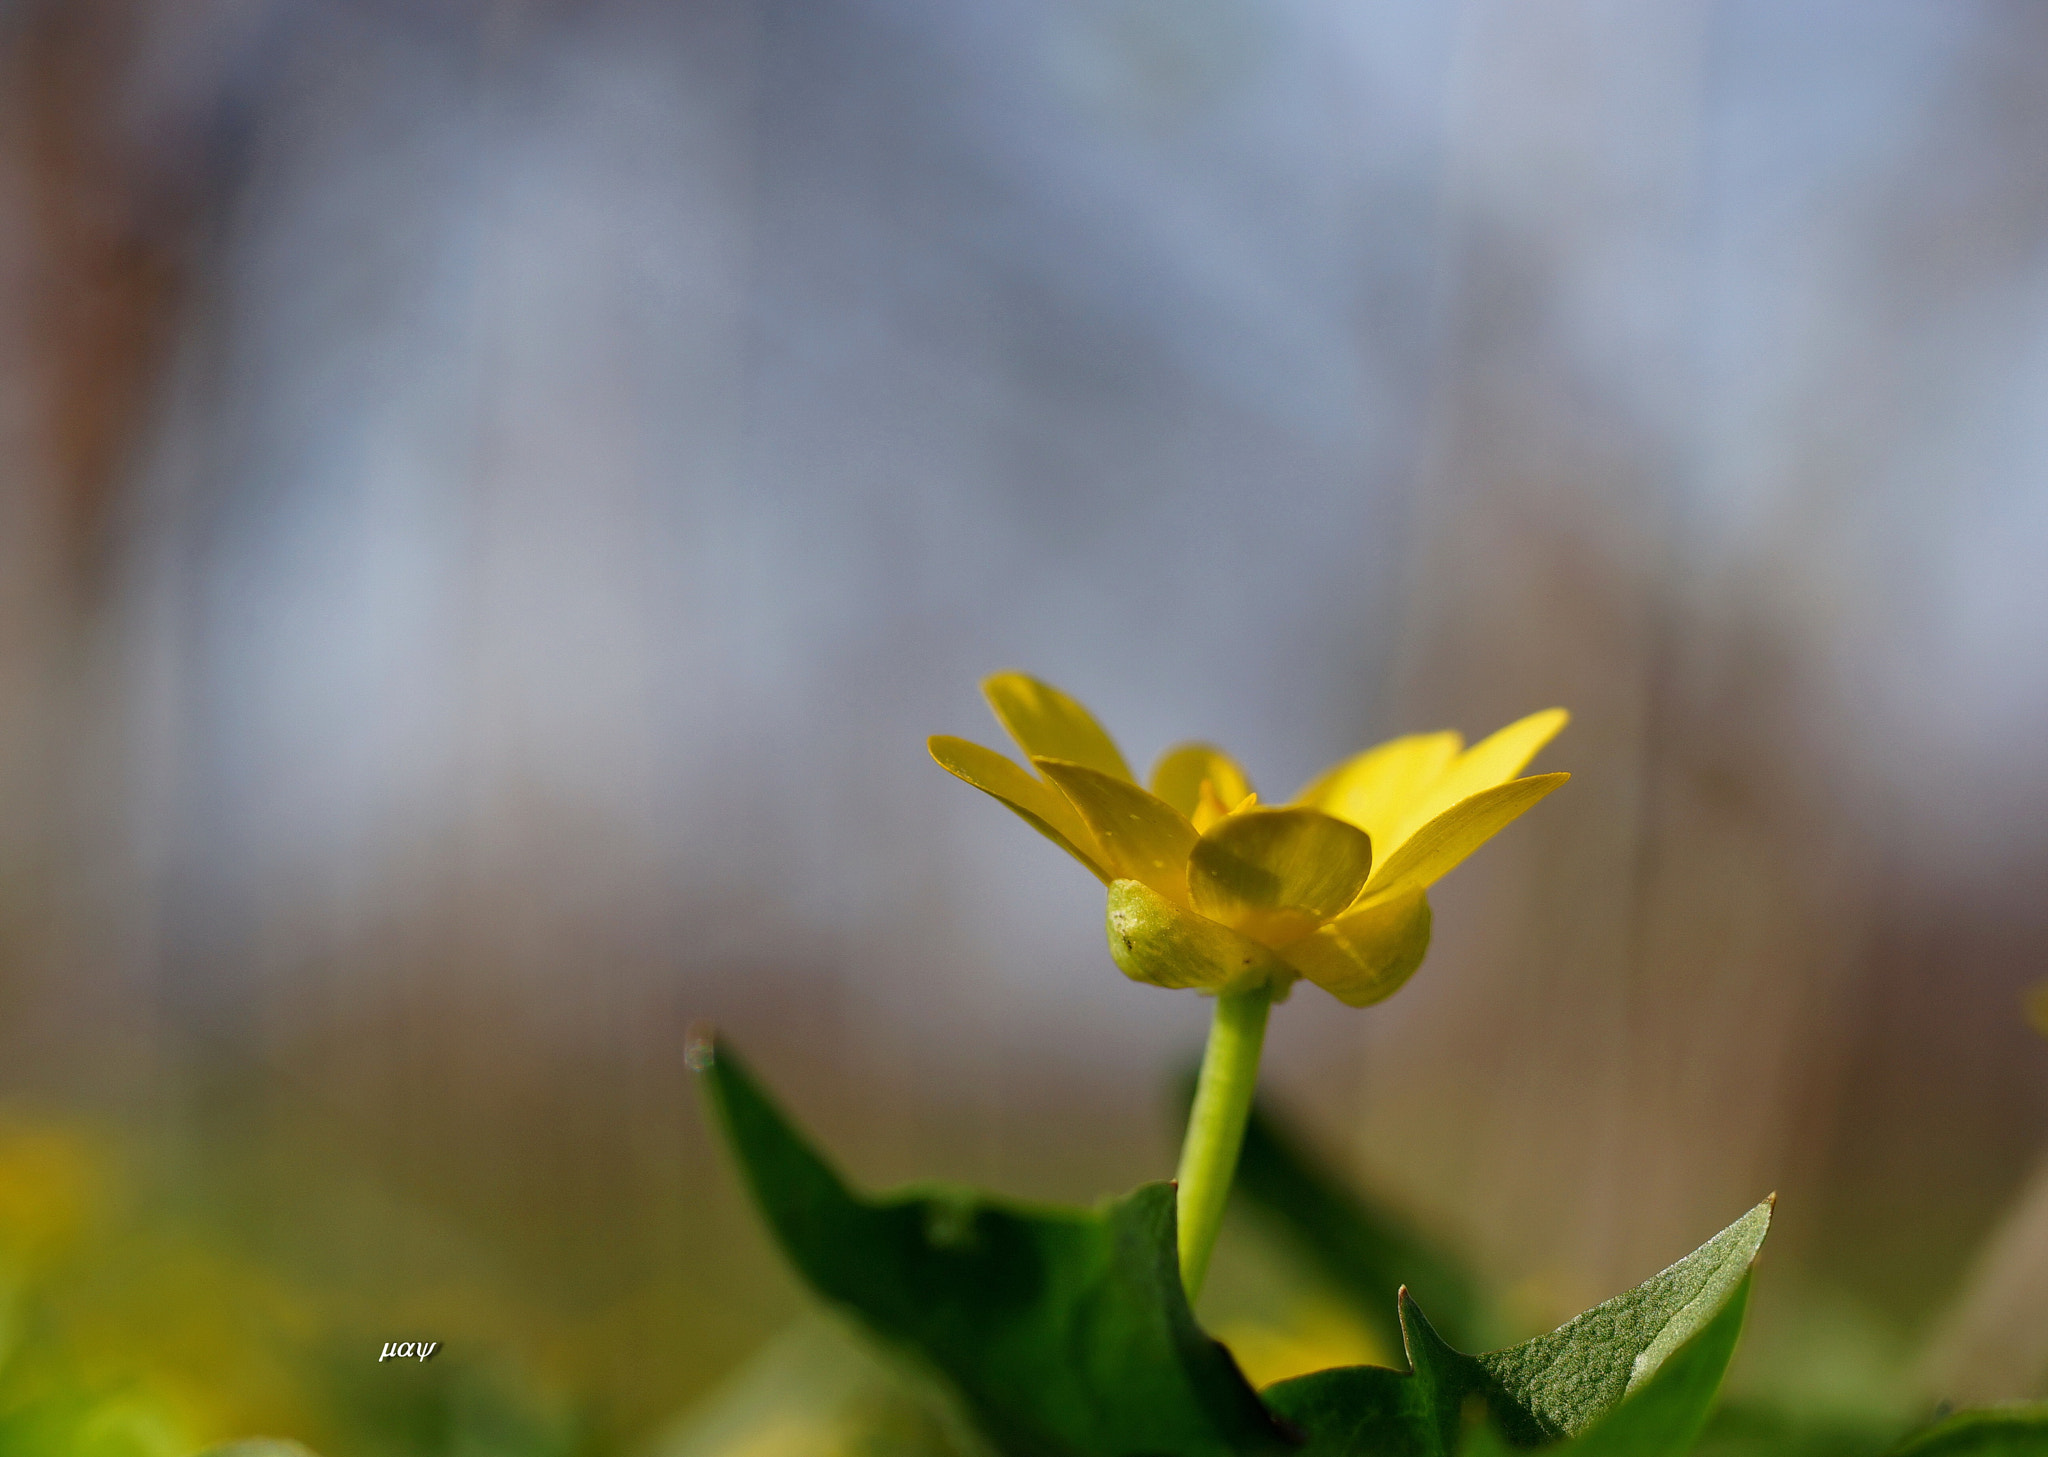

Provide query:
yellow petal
left=1195, top=784, right=1256, bottom=834
left=1295, top=731, right=1463, bottom=850
left=1035, top=758, right=1196, bottom=903
left=1280, top=890, right=1432, bottom=1007
left=1360, top=773, right=1569, bottom=903
left=1187, top=808, right=1373, bottom=947
left=927, top=736, right=1109, bottom=881
left=983, top=673, right=1133, bottom=782
left=1378, top=708, right=1569, bottom=855
left=1149, top=743, right=1254, bottom=821
left=1105, top=879, right=1294, bottom=993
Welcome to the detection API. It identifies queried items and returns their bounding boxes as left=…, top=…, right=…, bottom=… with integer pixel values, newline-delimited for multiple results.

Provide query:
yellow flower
left=930, top=674, right=1568, bottom=1007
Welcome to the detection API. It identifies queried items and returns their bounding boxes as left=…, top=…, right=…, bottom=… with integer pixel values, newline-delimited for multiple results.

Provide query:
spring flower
left=930, top=674, right=1568, bottom=1008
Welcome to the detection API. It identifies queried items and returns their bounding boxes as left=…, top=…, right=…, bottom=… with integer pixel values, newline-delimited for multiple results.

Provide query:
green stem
left=1174, top=982, right=1274, bottom=1303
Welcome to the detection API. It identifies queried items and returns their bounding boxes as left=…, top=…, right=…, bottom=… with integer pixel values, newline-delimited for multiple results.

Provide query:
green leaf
left=699, top=1038, right=1293, bottom=1457
left=1448, top=1278, right=1760, bottom=1457
left=1474, top=1200, right=1769, bottom=1436
left=1887, top=1406, right=2048, bottom=1457
left=1228, top=1092, right=1488, bottom=1352
left=1518, top=1273, right=1752, bottom=1457
left=1263, top=1199, right=1772, bottom=1456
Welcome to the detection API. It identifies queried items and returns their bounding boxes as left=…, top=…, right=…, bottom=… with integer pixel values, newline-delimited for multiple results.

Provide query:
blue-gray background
left=3, top=0, right=2046, bottom=1430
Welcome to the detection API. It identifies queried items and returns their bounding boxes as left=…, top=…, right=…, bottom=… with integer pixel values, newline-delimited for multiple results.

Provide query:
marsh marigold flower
left=931, top=674, right=1568, bottom=1007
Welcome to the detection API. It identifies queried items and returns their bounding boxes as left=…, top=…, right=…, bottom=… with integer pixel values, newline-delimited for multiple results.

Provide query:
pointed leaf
left=1153, top=744, right=1255, bottom=824
left=1263, top=1298, right=1520, bottom=1457
left=1362, top=776, right=1568, bottom=903
left=1454, top=1282, right=1751, bottom=1457
left=1280, top=891, right=1433, bottom=1008
left=1537, top=1274, right=1753, bottom=1457
left=1264, top=1200, right=1772, bottom=1455
left=1189, top=808, right=1374, bottom=945
left=1474, top=1198, right=1771, bottom=1435
left=699, top=1039, right=1293, bottom=1457
left=929, top=735, right=1107, bottom=881
left=983, top=674, right=1133, bottom=782
left=1107, top=879, right=1294, bottom=992
left=1037, top=759, right=1198, bottom=902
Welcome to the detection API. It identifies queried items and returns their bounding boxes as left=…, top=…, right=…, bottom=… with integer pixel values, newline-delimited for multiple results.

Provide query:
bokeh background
left=2, top=0, right=2047, bottom=1450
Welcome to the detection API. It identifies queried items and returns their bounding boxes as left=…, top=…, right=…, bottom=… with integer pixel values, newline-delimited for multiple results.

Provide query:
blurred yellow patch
left=61, top=1240, right=316, bottom=1444
left=0, top=1111, right=321, bottom=1447
left=656, top=1318, right=989, bottom=1457
left=0, top=1113, right=111, bottom=1265
left=2027, top=981, right=2048, bottom=1039
left=1496, top=1269, right=1581, bottom=1344
left=1214, top=1297, right=1390, bottom=1388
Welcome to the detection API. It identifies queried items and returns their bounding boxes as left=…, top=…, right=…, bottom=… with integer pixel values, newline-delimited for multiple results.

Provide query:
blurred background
left=2, top=0, right=2048, bottom=1450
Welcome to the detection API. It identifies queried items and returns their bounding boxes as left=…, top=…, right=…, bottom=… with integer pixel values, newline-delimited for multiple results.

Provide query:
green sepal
left=1106, top=878, right=1295, bottom=993
left=698, top=1037, right=1294, bottom=1457
left=1886, top=1405, right=2048, bottom=1457
left=1263, top=1200, right=1771, bottom=1456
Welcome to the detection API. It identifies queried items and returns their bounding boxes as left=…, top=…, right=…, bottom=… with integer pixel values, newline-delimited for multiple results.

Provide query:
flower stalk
left=1174, top=982, right=1274, bottom=1302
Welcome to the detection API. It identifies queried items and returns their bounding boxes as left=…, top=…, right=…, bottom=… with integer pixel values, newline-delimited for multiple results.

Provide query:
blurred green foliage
left=0, top=1105, right=604, bottom=1457
left=0, top=1042, right=2039, bottom=1456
